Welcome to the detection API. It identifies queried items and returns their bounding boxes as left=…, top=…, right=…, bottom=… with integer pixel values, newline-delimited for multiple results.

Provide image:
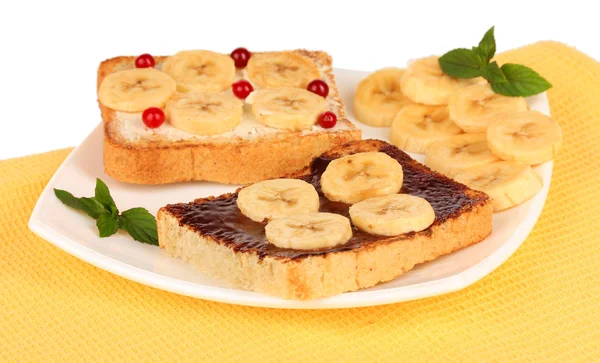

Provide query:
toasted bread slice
left=97, top=50, right=361, bottom=185
left=157, top=140, right=493, bottom=300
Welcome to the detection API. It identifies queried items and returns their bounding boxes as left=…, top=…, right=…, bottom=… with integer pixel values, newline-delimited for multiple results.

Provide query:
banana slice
left=321, top=152, right=403, bottom=204
left=166, top=92, right=243, bottom=136
left=454, top=161, right=543, bottom=211
left=161, top=50, right=235, bottom=93
left=349, top=194, right=435, bottom=236
left=98, top=68, right=176, bottom=112
left=487, top=111, right=562, bottom=165
left=265, top=212, right=352, bottom=250
left=353, top=68, right=413, bottom=127
left=425, top=134, right=499, bottom=177
left=251, top=88, right=326, bottom=130
left=237, top=179, right=320, bottom=223
left=247, top=51, right=320, bottom=89
left=400, top=56, right=478, bottom=105
left=449, top=83, right=529, bottom=133
left=390, top=104, right=463, bottom=153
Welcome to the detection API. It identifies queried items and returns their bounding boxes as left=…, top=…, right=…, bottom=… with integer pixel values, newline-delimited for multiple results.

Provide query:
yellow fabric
left=1, top=41, right=599, bottom=362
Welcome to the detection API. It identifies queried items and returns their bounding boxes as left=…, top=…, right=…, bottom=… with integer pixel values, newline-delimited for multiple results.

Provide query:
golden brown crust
left=157, top=140, right=494, bottom=299
left=97, top=51, right=360, bottom=184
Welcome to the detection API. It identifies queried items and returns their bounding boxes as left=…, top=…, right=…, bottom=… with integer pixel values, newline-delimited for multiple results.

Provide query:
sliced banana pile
left=353, top=54, right=562, bottom=212
left=238, top=152, right=435, bottom=249
left=98, top=49, right=334, bottom=136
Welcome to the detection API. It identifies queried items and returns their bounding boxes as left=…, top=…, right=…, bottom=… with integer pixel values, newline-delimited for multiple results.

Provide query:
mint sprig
left=54, top=179, right=159, bottom=245
left=438, top=26, right=551, bottom=97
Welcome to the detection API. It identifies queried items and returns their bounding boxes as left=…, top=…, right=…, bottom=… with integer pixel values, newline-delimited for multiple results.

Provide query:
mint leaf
left=79, top=197, right=106, bottom=219
left=54, top=189, right=105, bottom=219
left=54, top=189, right=82, bottom=210
left=480, top=62, right=507, bottom=83
left=96, top=212, right=119, bottom=237
left=491, top=63, right=552, bottom=97
left=94, top=179, right=118, bottom=215
left=119, top=208, right=158, bottom=246
left=438, top=48, right=484, bottom=78
left=477, top=26, right=496, bottom=63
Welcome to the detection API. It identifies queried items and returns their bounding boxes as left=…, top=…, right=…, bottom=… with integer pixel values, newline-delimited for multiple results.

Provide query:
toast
left=97, top=50, right=361, bottom=185
left=157, top=139, right=493, bottom=300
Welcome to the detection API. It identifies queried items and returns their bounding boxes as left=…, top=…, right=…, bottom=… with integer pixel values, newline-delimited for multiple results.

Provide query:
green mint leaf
left=438, top=48, right=484, bottom=78
left=491, top=63, right=552, bottom=97
left=54, top=189, right=105, bottom=219
left=54, top=189, right=83, bottom=210
left=480, top=62, right=507, bottom=83
left=477, top=26, right=496, bottom=63
left=96, top=212, right=119, bottom=238
left=119, top=208, right=158, bottom=246
left=94, top=179, right=118, bottom=214
left=79, top=197, right=106, bottom=219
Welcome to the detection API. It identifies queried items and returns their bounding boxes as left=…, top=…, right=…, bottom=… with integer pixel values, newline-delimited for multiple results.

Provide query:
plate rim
left=28, top=69, right=553, bottom=309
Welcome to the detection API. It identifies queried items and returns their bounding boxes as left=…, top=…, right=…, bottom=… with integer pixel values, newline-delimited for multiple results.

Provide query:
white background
left=0, top=0, right=597, bottom=160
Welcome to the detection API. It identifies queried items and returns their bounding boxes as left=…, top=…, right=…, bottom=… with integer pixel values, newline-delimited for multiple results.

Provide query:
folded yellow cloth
left=1, top=41, right=599, bottom=362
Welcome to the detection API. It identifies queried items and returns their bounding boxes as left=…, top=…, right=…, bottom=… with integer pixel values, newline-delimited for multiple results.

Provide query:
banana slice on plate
left=166, top=92, right=243, bottom=135
left=390, top=104, right=463, bottom=153
left=487, top=111, right=562, bottom=165
left=237, top=179, right=320, bottom=223
left=162, top=50, right=235, bottom=92
left=349, top=194, right=435, bottom=236
left=425, top=133, right=499, bottom=177
left=98, top=68, right=176, bottom=112
left=449, top=83, right=529, bottom=133
left=400, top=56, right=479, bottom=105
left=251, top=88, right=326, bottom=130
left=353, top=68, right=413, bottom=127
left=454, top=161, right=543, bottom=211
left=265, top=212, right=352, bottom=250
left=321, top=152, right=403, bottom=204
left=247, top=51, right=320, bottom=89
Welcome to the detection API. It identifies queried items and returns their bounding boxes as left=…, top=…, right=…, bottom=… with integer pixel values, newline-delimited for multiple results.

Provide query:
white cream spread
left=113, top=57, right=348, bottom=143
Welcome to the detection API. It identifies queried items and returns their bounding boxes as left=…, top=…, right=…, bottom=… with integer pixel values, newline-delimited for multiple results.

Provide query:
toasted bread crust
left=98, top=51, right=361, bottom=185
left=157, top=140, right=493, bottom=299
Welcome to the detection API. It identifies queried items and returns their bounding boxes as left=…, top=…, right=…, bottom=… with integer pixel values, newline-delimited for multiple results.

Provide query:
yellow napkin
left=1, top=41, right=599, bottom=362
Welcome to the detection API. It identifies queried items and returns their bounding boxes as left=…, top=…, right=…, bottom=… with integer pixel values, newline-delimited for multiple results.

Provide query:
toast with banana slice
left=156, top=139, right=493, bottom=300
left=97, top=50, right=361, bottom=185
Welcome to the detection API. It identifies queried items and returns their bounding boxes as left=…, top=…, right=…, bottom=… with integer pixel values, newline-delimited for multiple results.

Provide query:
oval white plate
left=29, top=68, right=552, bottom=309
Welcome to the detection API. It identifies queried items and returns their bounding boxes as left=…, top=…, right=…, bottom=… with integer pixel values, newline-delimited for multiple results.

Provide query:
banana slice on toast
left=349, top=194, right=435, bottom=236
left=251, top=88, right=326, bottom=130
left=162, top=50, right=236, bottom=93
left=425, top=133, right=499, bottom=178
left=353, top=68, right=413, bottom=127
left=454, top=161, right=543, bottom=211
left=321, top=152, right=403, bottom=204
left=449, top=83, right=529, bottom=133
left=400, top=56, right=478, bottom=105
left=390, top=104, right=462, bottom=153
left=98, top=68, right=176, bottom=112
left=265, top=213, right=353, bottom=250
left=237, top=179, right=320, bottom=223
left=166, top=92, right=243, bottom=135
left=247, top=51, right=320, bottom=89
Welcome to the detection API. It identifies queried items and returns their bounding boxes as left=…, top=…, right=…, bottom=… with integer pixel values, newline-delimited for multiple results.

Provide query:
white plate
left=29, top=68, right=552, bottom=309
